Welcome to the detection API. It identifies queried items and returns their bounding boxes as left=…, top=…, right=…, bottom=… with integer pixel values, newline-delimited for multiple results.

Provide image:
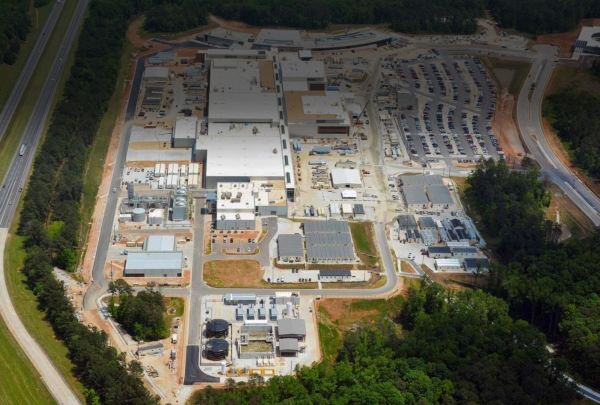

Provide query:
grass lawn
left=0, top=2, right=54, bottom=111
left=317, top=295, right=405, bottom=361
left=0, top=0, right=80, bottom=187
left=481, top=56, right=531, bottom=95
left=163, top=297, right=184, bottom=329
left=349, top=221, right=379, bottom=267
left=0, top=315, right=55, bottom=405
left=203, top=260, right=318, bottom=289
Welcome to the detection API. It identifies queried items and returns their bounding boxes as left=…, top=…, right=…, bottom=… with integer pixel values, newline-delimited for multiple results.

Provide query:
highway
left=515, top=45, right=600, bottom=226
left=0, top=0, right=91, bottom=228
left=0, top=1, right=65, bottom=142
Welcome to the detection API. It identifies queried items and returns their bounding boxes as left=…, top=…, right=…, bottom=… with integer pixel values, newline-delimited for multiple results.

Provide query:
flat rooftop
left=280, top=60, right=325, bottom=80
left=206, top=27, right=253, bottom=43
left=305, top=30, right=392, bottom=49
left=255, top=29, right=303, bottom=48
left=173, top=117, right=197, bottom=140
left=577, top=26, right=600, bottom=45
left=285, top=91, right=346, bottom=119
left=125, top=252, right=183, bottom=272
left=196, top=123, right=284, bottom=178
left=208, top=92, right=279, bottom=123
left=210, top=59, right=275, bottom=93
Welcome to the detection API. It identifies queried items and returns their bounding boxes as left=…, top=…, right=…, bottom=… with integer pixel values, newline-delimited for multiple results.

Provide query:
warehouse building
left=418, top=216, right=437, bottom=230
left=279, top=338, right=300, bottom=355
left=253, top=29, right=303, bottom=52
left=277, top=234, right=304, bottom=262
left=143, top=66, right=169, bottom=82
left=421, top=229, right=438, bottom=246
left=280, top=59, right=326, bottom=92
left=303, top=220, right=355, bottom=263
left=285, top=90, right=351, bottom=138
left=303, top=220, right=350, bottom=234
left=426, top=185, right=454, bottom=209
left=319, top=269, right=352, bottom=281
left=452, top=246, right=479, bottom=258
left=277, top=319, right=306, bottom=340
left=398, top=175, right=444, bottom=186
left=402, top=185, right=430, bottom=209
left=172, top=117, right=198, bottom=148
left=428, top=246, right=452, bottom=258
left=124, top=251, right=183, bottom=277
left=331, top=168, right=362, bottom=189
left=203, top=27, right=254, bottom=47
left=353, top=204, right=366, bottom=219
left=464, top=258, right=490, bottom=273
left=141, top=85, right=164, bottom=109
left=143, top=235, right=177, bottom=252
left=137, top=343, right=164, bottom=356
left=434, top=258, right=462, bottom=272
left=397, top=215, right=418, bottom=230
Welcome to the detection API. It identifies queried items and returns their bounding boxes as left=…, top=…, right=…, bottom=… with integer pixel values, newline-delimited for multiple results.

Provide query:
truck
left=19, top=144, right=26, bottom=156
left=158, top=177, right=165, bottom=189
left=310, top=206, right=315, bottom=216
left=172, top=334, right=178, bottom=344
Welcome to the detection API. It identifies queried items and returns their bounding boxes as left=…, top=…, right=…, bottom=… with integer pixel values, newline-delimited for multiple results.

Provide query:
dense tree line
left=487, top=0, right=600, bottom=35
left=466, top=159, right=552, bottom=262
left=144, top=1, right=208, bottom=33
left=203, top=0, right=485, bottom=33
left=544, top=90, right=600, bottom=179
left=1, top=0, right=31, bottom=65
left=108, top=280, right=169, bottom=341
left=190, top=282, right=577, bottom=405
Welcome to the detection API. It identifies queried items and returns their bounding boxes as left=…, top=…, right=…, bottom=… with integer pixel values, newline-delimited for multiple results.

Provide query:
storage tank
left=132, top=208, right=146, bottom=222
left=205, top=339, right=229, bottom=361
left=221, top=361, right=227, bottom=375
left=206, top=319, right=229, bottom=338
left=286, top=302, right=292, bottom=315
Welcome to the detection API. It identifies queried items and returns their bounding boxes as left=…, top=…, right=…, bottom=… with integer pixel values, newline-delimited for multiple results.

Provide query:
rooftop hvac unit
left=235, top=214, right=240, bottom=219
left=236, top=192, right=242, bottom=198
left=252, top=126, right=258, bottom=134
left=273, top=148, right=278, bottom=154
left=221, top=193, right=227, bottom=200
left=220, top=215, right=226, bottom=220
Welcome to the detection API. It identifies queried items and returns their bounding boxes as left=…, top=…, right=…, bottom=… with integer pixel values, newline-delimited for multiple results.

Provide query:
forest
left=144, top=0, right=208, bottom=33
left=544, top=89, right=600, bottom=179
left=203, top=0, right=485, bottom=33
left=108, top=281, right=169, bottom=341
left=468, top=159, right=600, bottom=387
left=487, top=0, right=600, bottom=35
left=190, top=282, right=577, bottom=404
left=1, top=0, right=32, bottom=65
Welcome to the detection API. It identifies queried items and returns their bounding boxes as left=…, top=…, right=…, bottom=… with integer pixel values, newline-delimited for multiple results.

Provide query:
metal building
left=124, top=252, right=183, bottom=277
left=426, top=185, right=454, bottom=209
left=319, top=270, right=351, bottom=281
left=277, top=319, right=306, bottom=340
left=402, top=185, right=429, bottom=209
left=277, top=234, right=304, bottom=262
left=397, top=215, right=418, bottom=230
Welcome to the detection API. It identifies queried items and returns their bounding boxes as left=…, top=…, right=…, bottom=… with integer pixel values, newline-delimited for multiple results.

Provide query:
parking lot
left=387, top=52, right=503, bottom=163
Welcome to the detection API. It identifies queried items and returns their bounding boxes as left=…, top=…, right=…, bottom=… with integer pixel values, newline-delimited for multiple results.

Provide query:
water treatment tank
left=131, top=208, right=146, bottom=222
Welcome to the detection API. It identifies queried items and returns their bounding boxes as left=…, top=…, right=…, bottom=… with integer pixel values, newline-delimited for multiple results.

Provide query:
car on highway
left=9, top=201, right=12, bottom=205
left=18, top=188, right=22, bottom=192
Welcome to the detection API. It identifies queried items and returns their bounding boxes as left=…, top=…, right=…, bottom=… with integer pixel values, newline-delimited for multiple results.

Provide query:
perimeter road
left=0, top=229, right=81, bottom=405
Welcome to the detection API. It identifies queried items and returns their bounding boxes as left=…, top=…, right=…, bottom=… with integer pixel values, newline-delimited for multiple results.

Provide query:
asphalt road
left=0, top=0, right=91, bottom=228
left=0, top=0, right=65, bottom=142
left=515, top=45, right=600, bottom=226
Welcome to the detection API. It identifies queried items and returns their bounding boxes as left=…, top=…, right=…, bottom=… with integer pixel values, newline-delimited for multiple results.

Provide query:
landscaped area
left=481, top=57, right=531, bottom=95
left=349, top=221, right=379, bottom=267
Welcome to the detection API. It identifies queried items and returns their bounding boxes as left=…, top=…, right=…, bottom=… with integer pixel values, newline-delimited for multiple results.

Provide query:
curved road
left=0, top=0, right=65, bottom=141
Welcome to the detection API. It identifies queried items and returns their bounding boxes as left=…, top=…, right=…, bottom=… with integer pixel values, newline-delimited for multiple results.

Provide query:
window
left=284, top=155, right=289, bottom=166
left=282, top=139, right=287, bottom=149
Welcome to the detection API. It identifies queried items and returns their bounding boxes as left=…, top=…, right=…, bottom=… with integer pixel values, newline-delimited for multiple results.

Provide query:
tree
left=109, top=278, right=133, bottom=295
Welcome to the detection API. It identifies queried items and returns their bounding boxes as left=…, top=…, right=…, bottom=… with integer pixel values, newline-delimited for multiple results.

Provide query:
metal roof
left=216, top=219, right=256, bottom=230
left=436, top=258, right=461, bottom=267
left=354, top=204, right=365, bottom=214
left=397, top=215, right=418, bottom=230
left=277, top=319, right=306, bottom=337
left=428, top=246, right=452, bottom=254
left=224, top=293, right=256, bottom=302
left=331, top=168, right=362, bottom=186
left=143, top=235, right=176, bottom=252
left=307, top=245, right=354, bottom=260
left=277, top=234, right=304, bottom=257
left=418, top=217, right=436, bottom=229
left=450, top=218, right=463, bottom=228
left=464, top=258, right=490, bottom=269
left=452, top=247, right=478, bottom=254
left=125, top=252, right=182, bottom=271
left=319, top=270, right=351, bottom=277
left=402, top=185, right=429, bottom=205
left=303, top=220, right=350, bottom=234
left=399, top=175, right=444, bottom=186
left=138, top=342, right=164, bottom=352
left=279, top=338, right=299, bottom=352
left=426, top=185, right=454, bottom=205
left=305, top=232, right=352, bottom=246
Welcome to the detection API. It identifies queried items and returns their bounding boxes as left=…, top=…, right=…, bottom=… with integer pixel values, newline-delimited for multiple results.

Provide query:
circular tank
left=206, top=319, right=229, bottom=338
left=131, top=208, right=146, bottom=222
left=205, top=338, right=229, bottom=361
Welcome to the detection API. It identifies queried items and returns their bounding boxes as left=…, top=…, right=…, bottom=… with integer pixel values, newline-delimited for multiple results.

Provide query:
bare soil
left=400, top=261, right=417, bottom=274
left=492, top=87, right=526, bottom=161
left=421, top=265, right=485, bottom=291
left=531, top=19, right=600, bottom=58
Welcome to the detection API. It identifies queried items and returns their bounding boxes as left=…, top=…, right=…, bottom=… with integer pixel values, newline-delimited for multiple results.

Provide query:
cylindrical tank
left=206, top=319, right=229, bottom=338
left=131, top=208, right=146, bottom=222
left=205, top=339, right=229, bottom=361
left=221, top=361, right=227, bottom=375
left=286, top=302, right=292, bottom=315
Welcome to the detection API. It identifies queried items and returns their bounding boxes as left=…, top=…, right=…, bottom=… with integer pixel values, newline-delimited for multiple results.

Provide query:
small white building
left=341, top=190, right=357, bottom=199
left=434, top=258, right=462, bottom=272
left=331, top=168, right=362, bottom=189
left=143, top=66, right=169, bottom=82
left=341, top=203, right=353, bottom=218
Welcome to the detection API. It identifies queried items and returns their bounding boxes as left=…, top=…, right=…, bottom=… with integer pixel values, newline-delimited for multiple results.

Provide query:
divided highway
left=0, top=0, right=65, bottom=142
left=0, top=0, right=91, bottom=227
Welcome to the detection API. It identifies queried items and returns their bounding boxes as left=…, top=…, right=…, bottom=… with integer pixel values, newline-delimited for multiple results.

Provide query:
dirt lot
left=203, top=260, right=318, bottom=289
left=421, top=265, right=484, bottom=291
left=400, top=261, right=417, bottom=274
left=106, top=261, right=191, bottom=287
left=531, top=19, right=599, bottom=58
left=492, top=87, right=526, bottom=161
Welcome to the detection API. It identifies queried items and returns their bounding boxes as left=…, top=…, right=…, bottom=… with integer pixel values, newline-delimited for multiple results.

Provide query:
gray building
left=216, top=219, right=256, bottom=230
left=124, top=251, right=183, bottom=277
left=421, top=229, right=438, bottom=246
left=464, top=258, right=490, bottom=273
left=402, top=185, right=429, bottom=209
left=224, top=293, right=256, bottom=305
left=319, top=270, right=351, bottom=281
left=143, top=235, right=176, bottom=252
left=452, top=247, right=479, bottom=257
left=137, top=342, right=164, bottom=356
left=428, top=246, right=452, bottom=258
left=418, top=216, right=437, bottom=230
left=304, top=220, right=355, bottom=263
left=279, top=338, right=299, bottom=355
left=426, top=185, right=454, bottom=209
left=277, top=319, right=306, bottom=340
left=303, top=220, right=350, bottom=234
left=203, top=28, right=253, bottom=47
left=399, top=175, right=444, bottom=186
left=306, top=245, right=355, bottom=263
left=397, top=215, right=418, bottom=230
left=277, top=234, right=304, bottom=262
left=353, top=204, right=366, bottom=219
